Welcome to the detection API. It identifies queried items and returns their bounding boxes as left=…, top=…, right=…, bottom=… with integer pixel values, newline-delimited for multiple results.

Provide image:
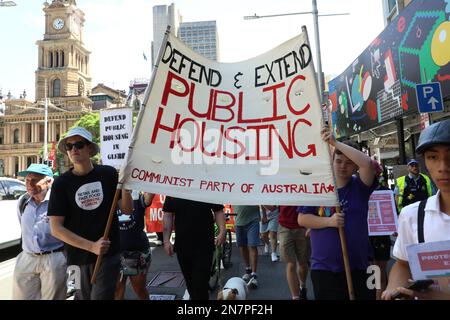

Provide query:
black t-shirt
left=47, top=165, right=119, bottom=265
left=117, top=195, right=150, bottom=252
left=162, top=197, right=224, bottom=253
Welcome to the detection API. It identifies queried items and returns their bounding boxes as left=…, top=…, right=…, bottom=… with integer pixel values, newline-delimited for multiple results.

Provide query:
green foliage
left=66, top=112, right=101, bottom=163
left=69, top=112, right=100, bottom=144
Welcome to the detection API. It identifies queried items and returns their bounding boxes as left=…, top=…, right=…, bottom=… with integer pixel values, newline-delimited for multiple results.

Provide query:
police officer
left=394, top=159, right=433, bottom=212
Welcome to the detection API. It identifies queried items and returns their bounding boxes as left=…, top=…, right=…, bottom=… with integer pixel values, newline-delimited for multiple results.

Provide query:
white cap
left=58, top=127, right=100, bottom=157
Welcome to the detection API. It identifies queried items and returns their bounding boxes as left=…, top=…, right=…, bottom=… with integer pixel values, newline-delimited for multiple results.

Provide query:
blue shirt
left=17, top=190, right=64, bottom=254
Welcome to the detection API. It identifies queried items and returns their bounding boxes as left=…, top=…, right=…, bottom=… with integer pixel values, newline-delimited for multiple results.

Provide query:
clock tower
left=35, top=0, right=92, bottom=111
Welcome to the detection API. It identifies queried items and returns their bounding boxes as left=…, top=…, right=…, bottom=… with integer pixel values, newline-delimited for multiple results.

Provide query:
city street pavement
left=124, top=233, right=314, bottom=300
left=0, top=235, right=395, bottom=300
left=0, top=234, right=309, bottom=301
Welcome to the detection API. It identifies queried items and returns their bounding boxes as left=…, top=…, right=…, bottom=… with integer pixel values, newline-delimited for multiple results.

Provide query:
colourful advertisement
left=329, top=0, right=450, bottom=138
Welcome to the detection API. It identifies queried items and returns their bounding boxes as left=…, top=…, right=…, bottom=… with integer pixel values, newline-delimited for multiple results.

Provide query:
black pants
left=74, top=254, right=120, bottom=300
left=176, top=249, right=213, bottom=300
left=311, top=269, right=376, bottom=300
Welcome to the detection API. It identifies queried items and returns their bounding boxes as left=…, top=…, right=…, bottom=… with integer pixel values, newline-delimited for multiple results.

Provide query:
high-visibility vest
left=396, top=174, right=432, bottom=212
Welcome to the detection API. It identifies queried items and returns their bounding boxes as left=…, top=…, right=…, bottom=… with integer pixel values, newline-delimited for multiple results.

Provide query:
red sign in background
left=145, top=198, right=236, bottom=233
left=145, top=195, right=165, bottom=233
left=418, top=250, right=450, bottom=272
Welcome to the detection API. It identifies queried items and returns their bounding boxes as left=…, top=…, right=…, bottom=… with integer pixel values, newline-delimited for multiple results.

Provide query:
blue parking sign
left=416, top=82, right=443, bottom=113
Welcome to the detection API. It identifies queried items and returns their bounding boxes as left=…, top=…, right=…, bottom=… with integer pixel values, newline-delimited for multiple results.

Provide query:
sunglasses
left=65, top=140, right=89, bottom=151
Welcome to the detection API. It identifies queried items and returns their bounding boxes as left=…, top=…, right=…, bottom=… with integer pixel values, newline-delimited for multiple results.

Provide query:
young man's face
left=65, top=136, right=92, bottom=164
left=333, top=153, right=358, bottom=180
left=424, top=145, right=450, bottom=193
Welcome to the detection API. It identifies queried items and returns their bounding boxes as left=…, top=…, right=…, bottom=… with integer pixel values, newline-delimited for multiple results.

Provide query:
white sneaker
left=154, top=240, right=163, bottom=246
left=264, top=244, right=270, bottom=254
left=247, top=275, right=258, bottom=289
left=242, top=273, right=251, bottom=282
left=271, top=252, right=279, bottom=262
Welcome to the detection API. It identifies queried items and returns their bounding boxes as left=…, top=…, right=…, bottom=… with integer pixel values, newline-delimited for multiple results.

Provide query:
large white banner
left=100, top=108, right=133, bottom=170
left=120, top=31, right=338, bottom=206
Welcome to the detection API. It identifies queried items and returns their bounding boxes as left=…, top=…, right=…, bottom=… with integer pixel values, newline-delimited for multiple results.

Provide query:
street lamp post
left=44, top=79, right=48, bottom=162
left=312, top=0, right=323, bottom=99
left=244, top=0, right=349, bottom=102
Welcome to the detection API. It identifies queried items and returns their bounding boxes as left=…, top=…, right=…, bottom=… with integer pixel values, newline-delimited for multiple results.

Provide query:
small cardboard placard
left=407, top=240, right=450, bottom=293
left=368, top=190, right=398, bottom=236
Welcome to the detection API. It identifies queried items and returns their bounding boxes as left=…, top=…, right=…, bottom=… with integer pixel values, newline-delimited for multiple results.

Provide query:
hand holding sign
left=321, top=125, right=336, bottom=147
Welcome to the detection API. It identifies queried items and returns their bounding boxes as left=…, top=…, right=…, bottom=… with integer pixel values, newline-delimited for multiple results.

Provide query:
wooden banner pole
left=91, top=188, right=121, bottom=284
left=336, top=206, right=355, bottom=300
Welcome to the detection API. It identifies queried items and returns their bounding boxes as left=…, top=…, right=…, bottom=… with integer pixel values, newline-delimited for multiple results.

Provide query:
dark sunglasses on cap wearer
left=65, top=140, right=90, bottom=151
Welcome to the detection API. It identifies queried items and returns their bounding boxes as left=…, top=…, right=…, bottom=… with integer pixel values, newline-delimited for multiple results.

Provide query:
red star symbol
left=327, top=185, right=335, bottom=193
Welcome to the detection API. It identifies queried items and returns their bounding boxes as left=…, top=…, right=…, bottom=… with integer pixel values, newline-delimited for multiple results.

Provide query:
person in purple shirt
left=298, top=125, right=377, bottom=300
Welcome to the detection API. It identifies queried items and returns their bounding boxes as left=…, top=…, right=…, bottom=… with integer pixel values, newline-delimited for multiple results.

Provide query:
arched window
left=49, top=52, right=53, bottom=68
left=78, top=79, right=85, bottom=96
left=13, top=129, right=20, bottom=144
left=53, top=79, right=61, bottom=97
left=61, top=51, right=65, bottom=67
left=55, top=51, right=59, bottom=68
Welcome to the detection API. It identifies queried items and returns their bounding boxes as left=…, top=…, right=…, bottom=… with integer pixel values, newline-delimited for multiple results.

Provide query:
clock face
left=53, top=18, right=65, bottom=30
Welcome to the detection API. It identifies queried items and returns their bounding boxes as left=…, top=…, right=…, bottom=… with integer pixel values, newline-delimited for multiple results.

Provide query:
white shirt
left=393, top=191, right=450, bottom=261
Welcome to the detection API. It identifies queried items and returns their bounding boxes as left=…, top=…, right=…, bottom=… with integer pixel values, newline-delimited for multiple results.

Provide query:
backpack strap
left=417, top=200, right=427, bottom=244
left=18, top=193, right=31, bottom=216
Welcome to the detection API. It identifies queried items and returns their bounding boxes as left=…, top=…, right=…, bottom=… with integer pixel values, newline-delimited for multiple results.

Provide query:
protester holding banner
left=234, top=205, right=261, bottom=288
left=48, top=127, right=121, bottom=300
left=298, top=126, right=377, bottom=300
left=162, top=198, right=226, bottom=300
left=382, top=119, right=450, bottom=300
left=115, top=190, right=154, bottom=300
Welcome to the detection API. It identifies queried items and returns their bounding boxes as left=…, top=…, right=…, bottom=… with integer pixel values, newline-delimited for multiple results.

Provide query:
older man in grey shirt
left=13, top=164, right=67, bottom=300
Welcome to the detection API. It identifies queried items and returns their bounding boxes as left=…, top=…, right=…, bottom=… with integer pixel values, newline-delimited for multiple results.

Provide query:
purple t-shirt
left=298, top=176, right=377, bottom=273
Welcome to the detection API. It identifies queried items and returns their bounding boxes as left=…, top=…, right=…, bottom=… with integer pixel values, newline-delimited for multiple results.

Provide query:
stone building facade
left=0, top=0, right=92, bottom=177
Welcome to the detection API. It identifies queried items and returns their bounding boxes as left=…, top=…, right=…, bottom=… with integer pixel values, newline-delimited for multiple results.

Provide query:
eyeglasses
left=65, top=140, right=89, bottom=151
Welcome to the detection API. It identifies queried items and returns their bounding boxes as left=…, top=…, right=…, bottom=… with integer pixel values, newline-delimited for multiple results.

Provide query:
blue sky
left=0, top=0, right=384, bottom=101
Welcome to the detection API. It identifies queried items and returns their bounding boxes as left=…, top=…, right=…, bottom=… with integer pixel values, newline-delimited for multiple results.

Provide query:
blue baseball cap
left=407, top=159, right=418, bottom=166
left=17, top=164, right=54, bottom=178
